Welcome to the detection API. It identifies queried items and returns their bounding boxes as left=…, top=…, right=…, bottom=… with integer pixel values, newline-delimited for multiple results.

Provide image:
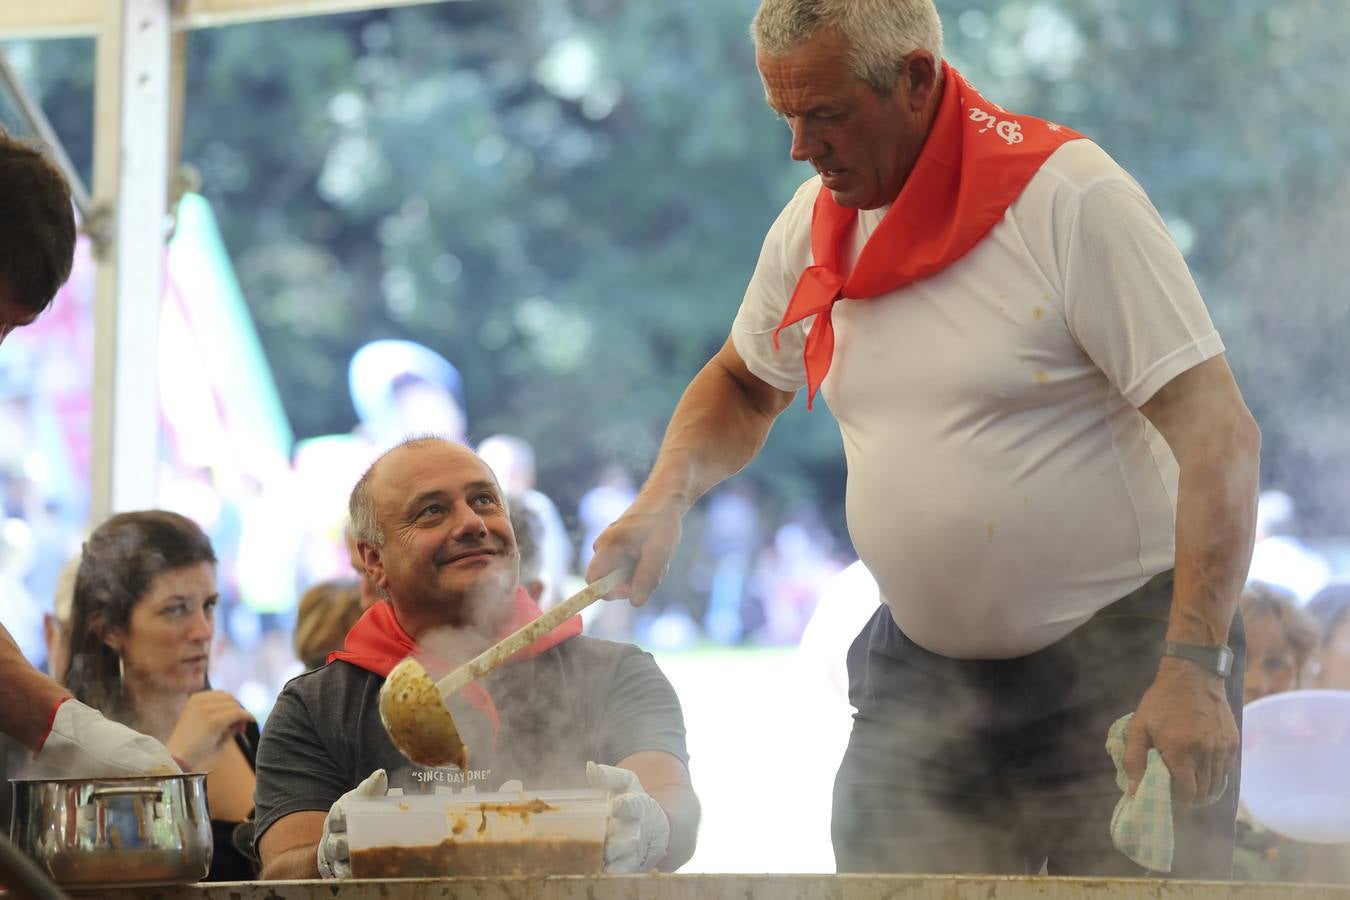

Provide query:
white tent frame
left=0, top=0, right=456, bottom=521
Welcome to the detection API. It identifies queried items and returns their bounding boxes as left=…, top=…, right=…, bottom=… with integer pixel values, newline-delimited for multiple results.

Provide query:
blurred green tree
left=6, top=0, right=1350, bottom=544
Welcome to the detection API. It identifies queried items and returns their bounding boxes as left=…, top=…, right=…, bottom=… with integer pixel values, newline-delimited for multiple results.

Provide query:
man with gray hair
left=254, top=437, right=699, bottom=879
left=589, top=0, right=1260, bottom=878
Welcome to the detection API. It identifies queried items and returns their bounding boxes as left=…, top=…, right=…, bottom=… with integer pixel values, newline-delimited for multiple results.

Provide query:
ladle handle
left=434, top=567, right=631, bottom=699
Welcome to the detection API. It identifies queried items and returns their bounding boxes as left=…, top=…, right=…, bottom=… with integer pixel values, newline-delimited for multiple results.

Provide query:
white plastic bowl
left=1241, top=689, right=1350, bottom=843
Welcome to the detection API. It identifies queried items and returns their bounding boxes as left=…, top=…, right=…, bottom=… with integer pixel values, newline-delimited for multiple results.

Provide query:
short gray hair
left=751, top=0, right=944, bottom=95
left=347, top=434, right=453, bottom=548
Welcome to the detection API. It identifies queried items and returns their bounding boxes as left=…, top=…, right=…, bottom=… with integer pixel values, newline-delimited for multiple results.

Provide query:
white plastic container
left=1242, top=689, right=1350, bottom=843
left=345, top=786, right=610, bottom=878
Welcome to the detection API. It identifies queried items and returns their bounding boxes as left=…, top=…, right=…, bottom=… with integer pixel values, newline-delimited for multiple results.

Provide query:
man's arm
left=587, top=336, right=795, bottom=604
left=617, top=750, right=700, bottom=872
left=257, top=811, right=325, bottom=880
left=0, top=624, right=71, bottom=750
left=1127, top=353, right=1261, bottom=808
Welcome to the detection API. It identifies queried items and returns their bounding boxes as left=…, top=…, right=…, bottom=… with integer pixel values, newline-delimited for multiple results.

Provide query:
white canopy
left=0, top=0, right=450, bottom=39
left=1, top=0, right=460, bottom=521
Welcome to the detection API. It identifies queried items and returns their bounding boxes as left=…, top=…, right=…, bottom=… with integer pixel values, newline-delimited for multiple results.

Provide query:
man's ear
left=899, top=50, right=939, bottom=111
left=358, top=542, right=390, bottom=594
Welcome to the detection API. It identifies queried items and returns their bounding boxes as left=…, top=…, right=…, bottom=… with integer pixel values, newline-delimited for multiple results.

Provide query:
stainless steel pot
left=8, top=773, right=212, bottom=889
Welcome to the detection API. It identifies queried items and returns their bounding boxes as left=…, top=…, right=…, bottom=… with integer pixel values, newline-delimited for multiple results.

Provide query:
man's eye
left=422, top=504, right=446, bottom=516
left=472, top=494, right=498, bottom=507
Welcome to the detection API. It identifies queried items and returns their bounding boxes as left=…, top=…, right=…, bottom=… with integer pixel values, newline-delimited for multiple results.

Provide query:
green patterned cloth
left=1106, top=713, right=1174, bottom=872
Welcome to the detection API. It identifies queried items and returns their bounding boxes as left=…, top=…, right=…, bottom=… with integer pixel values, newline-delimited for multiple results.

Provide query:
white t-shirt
left=732, top=139, right=1223, bottom=659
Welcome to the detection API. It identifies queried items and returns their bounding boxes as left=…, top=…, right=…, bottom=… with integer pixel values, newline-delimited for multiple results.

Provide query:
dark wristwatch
left=1162, top=640, right=1234, bottom=678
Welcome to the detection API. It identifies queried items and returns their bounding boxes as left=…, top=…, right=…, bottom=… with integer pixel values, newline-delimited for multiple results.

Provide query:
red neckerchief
left=774, top=62, right=1084, bottom=408
left=329, top=587, right=581, bottom=745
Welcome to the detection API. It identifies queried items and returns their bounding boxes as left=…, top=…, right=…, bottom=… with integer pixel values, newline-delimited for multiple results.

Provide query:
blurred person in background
left=479, top=434, right=573, bottom=608
left=1232, top=582, right=1350, bottom=885
left=1306, top=583, right=1350, bottom=691
left=1247, top=490, right=1331, bottom=605
left=577, top=463, right=639, bottom=638
left=292, top=580, right=365, bottom=671
left=1238, top=582, right=1318, bottom=706
left=509, top=497, right=547, bottom=605
left=349, top=340, right=467, bottom=452
left=1, top=129, right=180, bottom=829
left=750, top=504, right=845, bottom=645
left=65, top=510, right=258, bottom=880
left=254, top=437, right=698, bottom=879
left=578, top=463, right=635, bottom=574
left=589, top=0, right=1261, bottom=877
left=1242, top=580, right=1317, bottom=707
left=699, top=483, right=762, bottom=644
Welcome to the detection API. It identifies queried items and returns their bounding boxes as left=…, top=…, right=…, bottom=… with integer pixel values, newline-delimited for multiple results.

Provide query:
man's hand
left=318, top=768, right=387, bottom=879
left=586, top=496, right=684, bottom=608
left=33, top=698, right=180, bottom=777
left=166, top=690, right=255, bottom=771
left=1124, top=658, right=1237, bottom=810
left=586, top=761, right=671, bottom=873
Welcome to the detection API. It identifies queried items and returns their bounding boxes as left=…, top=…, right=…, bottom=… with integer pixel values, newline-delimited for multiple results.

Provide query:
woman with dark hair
left=65, top=510, right=258, bottom=881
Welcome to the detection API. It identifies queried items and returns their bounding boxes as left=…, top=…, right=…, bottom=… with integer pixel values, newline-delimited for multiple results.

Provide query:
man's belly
left=843, top=433, right=1172, bottom=660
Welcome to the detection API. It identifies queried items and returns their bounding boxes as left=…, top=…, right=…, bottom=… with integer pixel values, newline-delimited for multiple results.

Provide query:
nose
left=449, top=502, right=489, bottom=541
left=789, top=118, right=825, bottom=163
left=187, top=607, right=214, bottom=644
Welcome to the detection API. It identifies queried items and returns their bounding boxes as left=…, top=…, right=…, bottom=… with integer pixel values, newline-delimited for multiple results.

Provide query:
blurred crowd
left=1, top=333, right=852, bottom=725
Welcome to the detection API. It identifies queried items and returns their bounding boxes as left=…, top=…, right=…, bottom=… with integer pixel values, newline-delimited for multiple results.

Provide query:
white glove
left=32, top=698, right=181, bottom=778
left=318, top=768, right=387, bottom=879
left=586, top=761, right=670, bottom=873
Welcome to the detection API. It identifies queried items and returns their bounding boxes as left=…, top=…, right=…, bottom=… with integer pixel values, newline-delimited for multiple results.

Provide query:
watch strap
left=1161, top=640, right=1234, bottom=678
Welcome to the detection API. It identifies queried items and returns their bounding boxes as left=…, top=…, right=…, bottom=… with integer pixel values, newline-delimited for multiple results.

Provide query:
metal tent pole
left=88, top=0, right=173, bottom=520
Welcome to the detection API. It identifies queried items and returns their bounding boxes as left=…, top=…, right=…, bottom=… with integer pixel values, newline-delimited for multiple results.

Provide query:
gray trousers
left=831, top=571, right=1245, bottom=877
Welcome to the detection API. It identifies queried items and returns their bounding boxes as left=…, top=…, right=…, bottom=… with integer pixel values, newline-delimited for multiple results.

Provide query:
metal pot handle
left=88, top=786, right=164, bottom=800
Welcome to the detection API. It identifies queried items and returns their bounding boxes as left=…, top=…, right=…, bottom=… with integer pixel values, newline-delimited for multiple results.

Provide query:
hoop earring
left=117, top=653, right=125, bottom=686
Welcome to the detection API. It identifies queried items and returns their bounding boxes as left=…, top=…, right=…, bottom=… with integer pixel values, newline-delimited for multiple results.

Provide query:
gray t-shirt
left=253, top=635, right=688, bottom=846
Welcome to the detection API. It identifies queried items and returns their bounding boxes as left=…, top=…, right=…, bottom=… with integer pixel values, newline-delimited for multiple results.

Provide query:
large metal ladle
left=378, top=567, right=631, bottom=768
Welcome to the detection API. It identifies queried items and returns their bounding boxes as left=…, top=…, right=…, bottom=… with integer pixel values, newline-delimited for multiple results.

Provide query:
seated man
left=254, top=437, right=699, bottom=878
